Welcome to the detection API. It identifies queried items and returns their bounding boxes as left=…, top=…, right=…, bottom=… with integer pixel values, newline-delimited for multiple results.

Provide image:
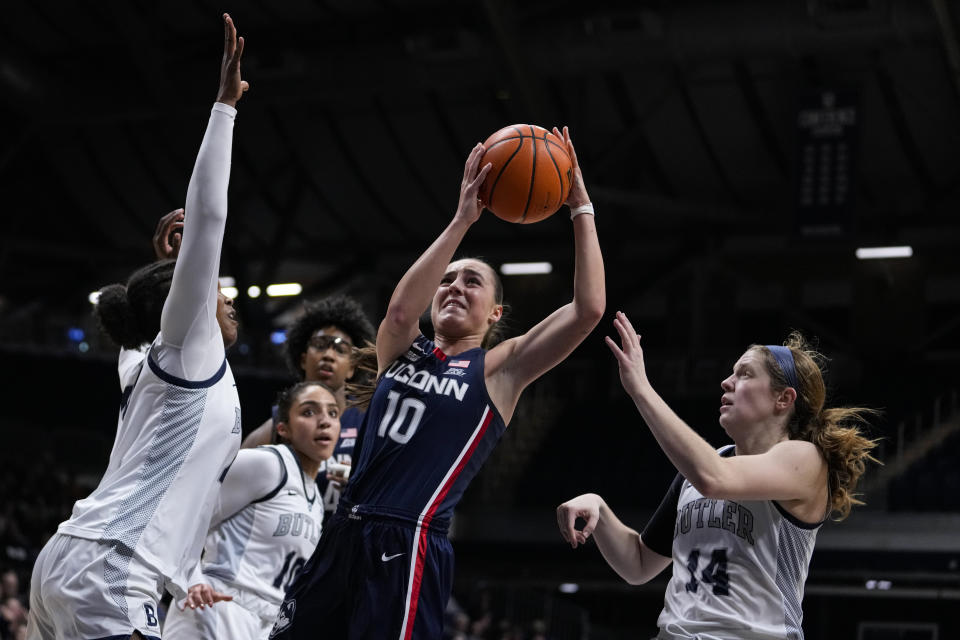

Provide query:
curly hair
left=752, top=332, right=881, bottom=520
left=284, top=295, right=376, bottom=380
left=93, top=260, right=176, bottom=349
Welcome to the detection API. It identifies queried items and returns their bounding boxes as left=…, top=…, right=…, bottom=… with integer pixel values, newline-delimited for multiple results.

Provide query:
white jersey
left=196, top=444, right=323, bottom=621
left=652, top=446, right=822, bottom=640
left=58, top=342, right=241, bottom=599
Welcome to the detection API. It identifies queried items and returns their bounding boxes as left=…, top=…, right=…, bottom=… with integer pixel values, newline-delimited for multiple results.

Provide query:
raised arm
left=159, top=13, right=247, bottom=379
left=486, top=128, right=605, bottom=412
left=376, top=144, right=491, bottom=371
left=605, top=311, right=825, bottom=503
left=557, top=493, right=671, bottom=585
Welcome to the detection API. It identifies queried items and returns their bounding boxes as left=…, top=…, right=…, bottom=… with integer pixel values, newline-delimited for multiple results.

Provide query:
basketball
left=478, top=124, right=573, bottom=224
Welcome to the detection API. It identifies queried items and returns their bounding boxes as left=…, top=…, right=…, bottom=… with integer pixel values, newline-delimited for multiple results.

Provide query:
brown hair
left=753, top=332, right=880, bottom=520
left=345, top=341, right=379, bottom=411
left=451, top=257, right=509, bottom=349
left=349, top=258, right=510, bottom=410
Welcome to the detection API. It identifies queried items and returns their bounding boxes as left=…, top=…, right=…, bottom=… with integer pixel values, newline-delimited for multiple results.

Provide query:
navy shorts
left=269, top=509, right=453, bottom=640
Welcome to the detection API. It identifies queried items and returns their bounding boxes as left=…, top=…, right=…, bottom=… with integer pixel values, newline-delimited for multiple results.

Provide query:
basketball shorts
left=163, top=597, right=273, bottom=640
left=27, top=533, right=163, bottom=640
left=268, top=510, right=453, bottom=640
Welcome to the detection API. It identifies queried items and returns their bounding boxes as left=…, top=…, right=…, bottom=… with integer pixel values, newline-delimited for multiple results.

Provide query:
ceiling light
left=855, top=246, right=913, bottom=260
left=500, top=262, right=553, bottom=275
left=266, top=283, right=303, bottom=297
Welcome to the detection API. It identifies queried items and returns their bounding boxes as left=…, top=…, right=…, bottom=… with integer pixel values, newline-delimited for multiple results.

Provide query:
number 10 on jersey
left=377, top=391, right=426, bottom=444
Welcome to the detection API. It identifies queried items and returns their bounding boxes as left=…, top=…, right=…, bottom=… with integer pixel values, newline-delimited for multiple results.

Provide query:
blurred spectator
left=0, top=595, right=28, bottom=640
left=0, top=571, right=17, bottom=602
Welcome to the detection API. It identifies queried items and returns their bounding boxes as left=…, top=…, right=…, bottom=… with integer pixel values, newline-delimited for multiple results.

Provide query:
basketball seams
left=479, top=124, right=571, bottom=223
left=543, top=135, right=567, bottom=212
left=521, top=125, right=538, bottom=223
left=485, top=138, right=524, bottom=212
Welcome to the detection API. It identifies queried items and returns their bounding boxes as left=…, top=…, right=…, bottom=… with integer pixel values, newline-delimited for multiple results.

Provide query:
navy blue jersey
left=316, top=406, right=364, bottom=515
left=343, top=334, right=507, bottom=527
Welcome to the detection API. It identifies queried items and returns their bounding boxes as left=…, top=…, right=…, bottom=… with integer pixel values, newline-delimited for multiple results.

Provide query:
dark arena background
left=1, top=1, right=959, bottom=638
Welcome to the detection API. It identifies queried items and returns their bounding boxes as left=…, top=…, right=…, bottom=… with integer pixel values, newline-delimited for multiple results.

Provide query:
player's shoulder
left=236, top=445, right=287, bottom=475
left=768, top=439, right=823, bottom=468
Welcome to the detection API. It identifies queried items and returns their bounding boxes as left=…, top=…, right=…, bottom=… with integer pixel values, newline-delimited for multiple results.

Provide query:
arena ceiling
left=2, top=0, right=959, bottom=403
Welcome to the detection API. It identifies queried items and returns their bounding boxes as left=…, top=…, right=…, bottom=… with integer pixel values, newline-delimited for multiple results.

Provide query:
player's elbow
left=618, top=564, right=654, bottom=586
left=575, top=296, right=605, bottom=329
left=691, top=472, right=728, bottom=500
left=383, top=303, right=414, bottom=332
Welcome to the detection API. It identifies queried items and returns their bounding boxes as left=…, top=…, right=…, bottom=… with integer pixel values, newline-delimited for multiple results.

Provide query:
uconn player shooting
left=27, top=14, right=248, bottom=640
left=271, top=128, right=605, bottom=640
left=557, top=312, right=878, bottom=640
left=164, top=382, right=340, bottom=640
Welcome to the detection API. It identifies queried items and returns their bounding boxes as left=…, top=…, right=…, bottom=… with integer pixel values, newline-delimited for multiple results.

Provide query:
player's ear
left=275, top=421, right=290, bottom=440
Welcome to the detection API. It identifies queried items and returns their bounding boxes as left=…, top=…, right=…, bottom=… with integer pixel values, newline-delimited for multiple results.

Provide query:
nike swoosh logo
left=381, top=552, right=403, bottom=562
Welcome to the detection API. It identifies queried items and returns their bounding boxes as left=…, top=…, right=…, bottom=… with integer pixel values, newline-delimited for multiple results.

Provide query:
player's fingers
left=234, top=35, right=245, bottom=65
left=555, top=505, right=568, bottom=538
left=563, top=126, right=580, bottom=167
left=462, top=143, right=482, bottom=183
left=604, top=336, right=627, bottom=363
left=611, top=317, right=633, bottom=351
left=565, top=506, right=583, bottom=548
left=469, top=163, right=492, bottom=191
left=581, top=510, right=599, bottom=540
left=556, top=505, right=575, bottom=546
left=223, top=14, right=234, bottom=57
left=616, top=311, right=641, bottom=347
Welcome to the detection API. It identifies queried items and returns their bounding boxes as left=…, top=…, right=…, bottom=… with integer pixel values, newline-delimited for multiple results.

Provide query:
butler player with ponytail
left=557, top=313, right=878, bottom=640
left=27, top=14, right=248, bottom=640
left=272, top=127, right=605, bottom=639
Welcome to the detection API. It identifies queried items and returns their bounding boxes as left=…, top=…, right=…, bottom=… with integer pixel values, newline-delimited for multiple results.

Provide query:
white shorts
left=27, top=533, right=164, bottom=640
left=163, top=599, right=273, bottom=640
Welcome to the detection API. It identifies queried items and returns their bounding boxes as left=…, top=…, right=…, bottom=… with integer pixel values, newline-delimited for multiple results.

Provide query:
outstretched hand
left=556, top=493, right=603, bottom=549
left=183, top=583, right=233, bottom=610
left=152, top=208, right=184, bottom=260
left=454, top=143, right=492, bottom=225
left=605, top=311, right=651, bottom=398
left=552, top=126, right=590, bottom=209
left=216, top=13, right=249, bottom=108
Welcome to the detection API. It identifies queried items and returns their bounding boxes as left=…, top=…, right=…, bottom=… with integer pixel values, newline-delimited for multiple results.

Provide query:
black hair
left=284, top=295, right=376, bottom=380
left=93, top=260, right=176, bottom=349
left=274, top=381, right=338, bottom=444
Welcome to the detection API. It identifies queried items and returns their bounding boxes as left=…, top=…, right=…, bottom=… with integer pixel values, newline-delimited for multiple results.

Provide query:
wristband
left=570, top=203, right=595, bottom=219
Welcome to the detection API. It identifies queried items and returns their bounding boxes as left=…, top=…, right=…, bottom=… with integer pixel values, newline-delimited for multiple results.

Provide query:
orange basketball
left=478, top=124, right=573, bottom=224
